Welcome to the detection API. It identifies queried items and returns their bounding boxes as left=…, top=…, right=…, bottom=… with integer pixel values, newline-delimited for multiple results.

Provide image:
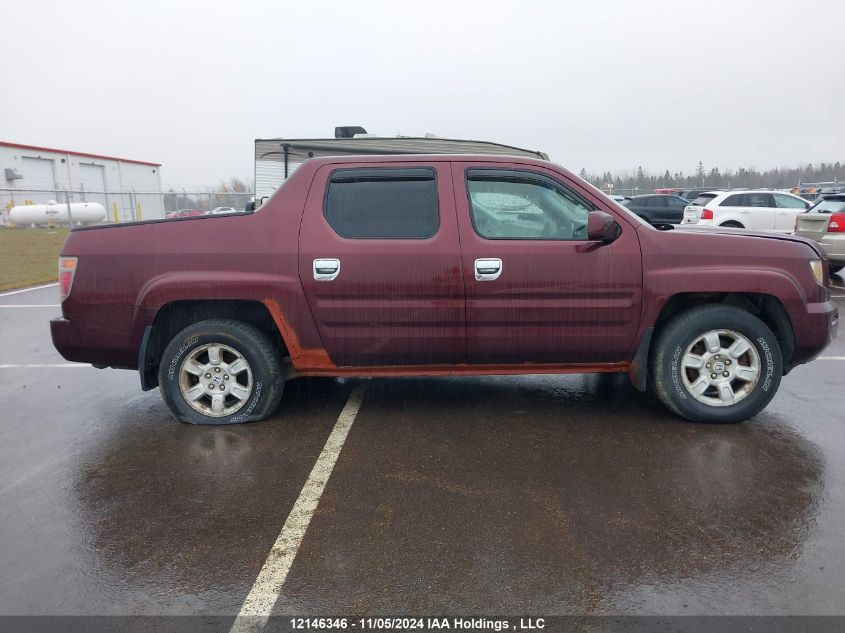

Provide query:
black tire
left=720, top=221, right=744, bottom=228
left=828, top=263, right=844, bottom=275
left=650, top=305, right=782, bottom=423
left=157, top=319, right=284, bottom=425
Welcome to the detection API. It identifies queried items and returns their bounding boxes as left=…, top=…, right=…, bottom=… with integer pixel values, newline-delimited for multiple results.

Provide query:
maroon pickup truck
left=51, top=155, right=838, bottom=425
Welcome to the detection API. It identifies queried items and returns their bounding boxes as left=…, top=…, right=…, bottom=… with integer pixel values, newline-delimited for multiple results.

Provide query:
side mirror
left=587, top=210, right=621, bottom=242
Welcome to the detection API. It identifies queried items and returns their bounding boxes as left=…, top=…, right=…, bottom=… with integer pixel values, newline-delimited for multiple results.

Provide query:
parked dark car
left=678, top=188, right=725, bottom=201
left=622, top=194, right=689, bottom=225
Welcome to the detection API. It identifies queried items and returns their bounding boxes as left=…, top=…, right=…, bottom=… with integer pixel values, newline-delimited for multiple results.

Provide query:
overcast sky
left=2, top=0, right=843, bottom=189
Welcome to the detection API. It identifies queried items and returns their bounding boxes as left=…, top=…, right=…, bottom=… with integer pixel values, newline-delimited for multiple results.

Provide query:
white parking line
left=230, top=382, right=368, bottom=633
left=0, top=363, right=90, bottom=369
left=818, top=357, right=845, bottom=361
left=0, top=305, right=60, bottom=308
left=0, top=282, right=58, bottom=297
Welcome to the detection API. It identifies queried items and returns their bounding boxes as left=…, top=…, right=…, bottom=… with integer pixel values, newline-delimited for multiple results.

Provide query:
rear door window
left=720, top=194, right=746, bottom=207
left=747, top=193, right=775, bottom=207
left=324, top=168, right=439, bottom=239
left=648, top=196, right=668, bottom=207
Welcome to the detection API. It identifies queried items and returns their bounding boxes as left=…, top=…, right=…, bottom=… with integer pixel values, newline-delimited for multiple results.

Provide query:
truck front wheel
left=650, top=305, right=782, bottom=423
left=157, top=319, right=284, bottom=424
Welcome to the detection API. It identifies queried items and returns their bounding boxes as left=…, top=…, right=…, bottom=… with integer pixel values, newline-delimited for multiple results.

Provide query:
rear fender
left=131, top=271, right=325, bottom=370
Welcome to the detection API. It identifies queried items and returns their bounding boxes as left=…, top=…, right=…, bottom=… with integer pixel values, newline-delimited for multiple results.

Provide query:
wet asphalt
left=1, top=283, right=845, bottom=617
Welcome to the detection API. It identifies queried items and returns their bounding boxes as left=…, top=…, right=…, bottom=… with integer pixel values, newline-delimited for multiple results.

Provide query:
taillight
left=59, top=257, right=78, bottom=301
left=828, top=213, right=845, bottom=233
left=701, top=208, right=714, bottom=220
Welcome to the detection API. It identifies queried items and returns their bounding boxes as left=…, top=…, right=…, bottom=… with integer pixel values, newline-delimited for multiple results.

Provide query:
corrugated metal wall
left=255, top=160, right=288, bottom=201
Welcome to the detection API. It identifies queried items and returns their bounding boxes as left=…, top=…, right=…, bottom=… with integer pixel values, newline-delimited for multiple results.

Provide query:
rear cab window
left=324, top=168, right=438, bottom=238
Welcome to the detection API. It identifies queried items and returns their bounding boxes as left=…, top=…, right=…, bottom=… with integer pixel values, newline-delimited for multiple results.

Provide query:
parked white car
left=682, top=190, right=810, bottom=232
left=208, top=206, right=238, bottom=215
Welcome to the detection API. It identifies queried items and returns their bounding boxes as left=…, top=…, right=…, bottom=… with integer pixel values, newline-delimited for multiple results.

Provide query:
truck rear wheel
left=157, top=319, right=284, bottom=425
left=650, top=305, right=782, bottom=423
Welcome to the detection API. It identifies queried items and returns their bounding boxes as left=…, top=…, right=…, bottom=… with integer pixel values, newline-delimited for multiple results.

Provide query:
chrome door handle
left=474, top=258, right=502, bottom=281
left=313, top=258, right=340, bottom=281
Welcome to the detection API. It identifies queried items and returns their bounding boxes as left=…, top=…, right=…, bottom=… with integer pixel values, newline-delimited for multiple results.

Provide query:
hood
left=667, top=224, right=826, bottom=259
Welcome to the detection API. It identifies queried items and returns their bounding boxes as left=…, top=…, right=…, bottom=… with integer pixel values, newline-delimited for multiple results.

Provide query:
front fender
left=640, top=267, right=807, bottom=340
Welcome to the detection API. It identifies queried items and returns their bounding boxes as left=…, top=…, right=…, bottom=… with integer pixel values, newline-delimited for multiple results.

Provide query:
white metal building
left=1, top=141, right=164, bottom=221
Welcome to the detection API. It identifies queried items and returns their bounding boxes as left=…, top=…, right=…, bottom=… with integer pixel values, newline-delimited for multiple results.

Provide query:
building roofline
left=0, top=141, right=161, bottom=167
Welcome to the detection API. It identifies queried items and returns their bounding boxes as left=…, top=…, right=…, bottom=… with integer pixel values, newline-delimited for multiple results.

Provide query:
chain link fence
left=0, top=187, right=254, bottom=292
left=1, top=187, right=254, bottom=225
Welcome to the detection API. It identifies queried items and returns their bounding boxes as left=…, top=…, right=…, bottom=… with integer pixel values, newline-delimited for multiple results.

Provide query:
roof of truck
left=274, top=154, right=562, bottom=182
left=309, top=154, right=549, bottom=164
left=255, top=137, right=548, bottom=162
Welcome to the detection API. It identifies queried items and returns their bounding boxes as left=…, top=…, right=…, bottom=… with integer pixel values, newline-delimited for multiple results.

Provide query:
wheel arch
left=139, top=299, right=288, bottom=390
left=653, top=291, right=795, bottom=366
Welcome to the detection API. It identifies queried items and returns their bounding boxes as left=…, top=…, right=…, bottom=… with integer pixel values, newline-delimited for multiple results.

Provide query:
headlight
left=810, top=259, right=825, bottom=285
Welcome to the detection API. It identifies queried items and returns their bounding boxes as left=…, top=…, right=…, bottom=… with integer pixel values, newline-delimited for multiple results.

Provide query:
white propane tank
left=9, top=200, right=106, bottom=226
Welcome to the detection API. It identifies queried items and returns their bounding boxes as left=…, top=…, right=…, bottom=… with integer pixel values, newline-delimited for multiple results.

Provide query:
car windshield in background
left=811, top=197, right=845, bottom=213
left=691, top=194, right=717, bottom=206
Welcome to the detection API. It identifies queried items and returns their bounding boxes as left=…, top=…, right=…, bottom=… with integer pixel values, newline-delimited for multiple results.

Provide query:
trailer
left=254, top=130, right=548, bottom=204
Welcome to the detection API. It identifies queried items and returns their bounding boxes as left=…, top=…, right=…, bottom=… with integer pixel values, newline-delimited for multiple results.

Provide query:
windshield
left=810, top=197, right=845, bottom=213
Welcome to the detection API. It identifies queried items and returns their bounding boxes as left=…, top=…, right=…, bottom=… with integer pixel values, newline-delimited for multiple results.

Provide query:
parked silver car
left=794, top=193, right=845, bottom=274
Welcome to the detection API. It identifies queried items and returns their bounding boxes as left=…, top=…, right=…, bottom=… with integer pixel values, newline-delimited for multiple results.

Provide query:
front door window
left=466, top=170, right=590, bottom=241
